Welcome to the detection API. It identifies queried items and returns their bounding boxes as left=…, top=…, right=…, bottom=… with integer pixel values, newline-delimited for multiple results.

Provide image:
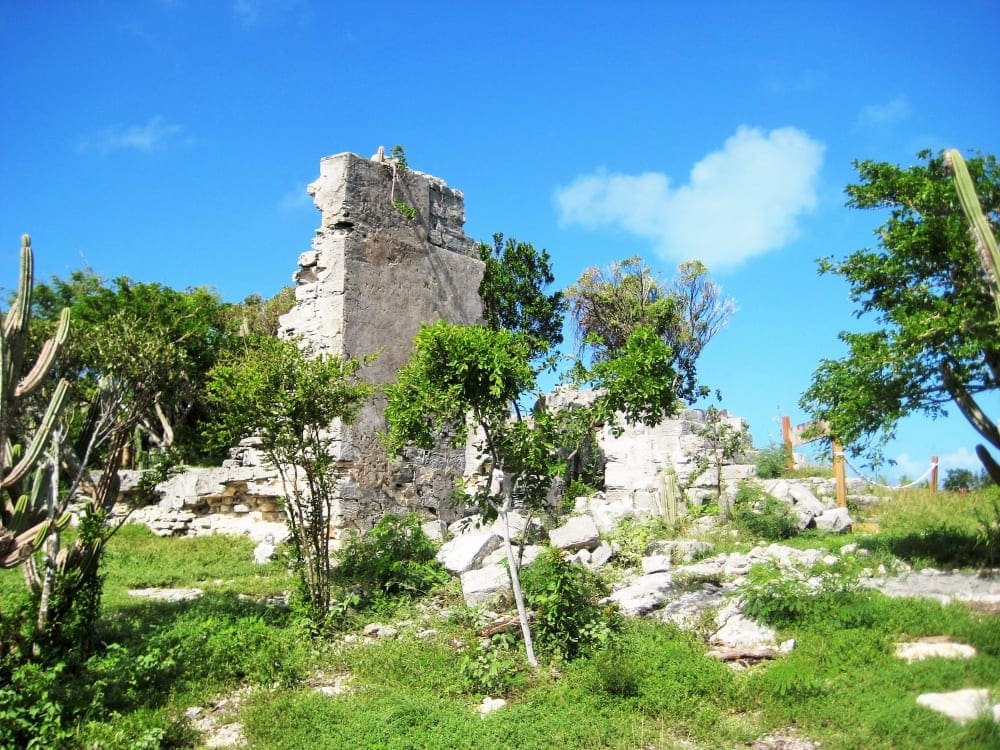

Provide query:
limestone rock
left=460, top=564, right=511, bottom=605
left=895, top=641, right=977, bottom=662
left=916, top=688, right=1000, bottom=724
left=813, top=507, right=854, bottom=533
left=548, top=515, right=600, bottom=552
left=436, top=531, right=502, bottom=574
left=479, top=697, right=507, bottom=716
left=604, top=572, right=675, bottom=616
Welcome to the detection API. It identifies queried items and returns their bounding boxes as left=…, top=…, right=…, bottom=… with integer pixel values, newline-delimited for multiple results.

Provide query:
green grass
left=1, top=487, right=998, bottom=749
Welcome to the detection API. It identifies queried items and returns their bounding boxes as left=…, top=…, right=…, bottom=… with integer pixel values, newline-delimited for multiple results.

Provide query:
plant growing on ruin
left=205, top=336, right=373, bottom=630
left=384, top=320, right=679, bottom=666
left=696, top=405, right=751, bottom=507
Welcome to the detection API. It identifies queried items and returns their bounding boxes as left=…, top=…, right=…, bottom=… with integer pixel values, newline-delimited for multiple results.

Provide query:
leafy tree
left=384, top=321, right=679, bottom=665
left=205, top=337, right=373, bottom=629
left=800, top=151, right=1000, bottom=474
left=30, top=271, right=229, bottom=463
left=478, top=233, right=566, bottom=366
left=222, top=286, right=296, bottom=338
left=942, top=467, right=990, bottom=492
left=566, top=257, right=733, bottom=402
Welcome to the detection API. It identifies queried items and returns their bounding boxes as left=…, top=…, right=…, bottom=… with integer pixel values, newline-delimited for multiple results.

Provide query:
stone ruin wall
left=120, top=151, right=763, bottom=538
left=277, top=151, right=484, bottom=533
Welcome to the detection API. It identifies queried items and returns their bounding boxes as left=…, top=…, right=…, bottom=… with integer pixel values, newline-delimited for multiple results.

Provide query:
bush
left=754, top=443, right=790, bottom=479
left=738, top=564, right=875, bottom=630
left=731, top=482, right=799, bottom=541
left=520, top=547, right=618, bottom=660
left=333, top=514, right=449, bottom=608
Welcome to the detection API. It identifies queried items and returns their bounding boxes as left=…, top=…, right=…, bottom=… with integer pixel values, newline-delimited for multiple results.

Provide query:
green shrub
left=754, top=443, right=790, bottom=479
left=520, top=547, right=618, bottom=660
left=731, top=482, right=799, bottom=541
left=0, top=660, right=74, bottom=750
left=738, top=564, right=875, bottom=630
left=460, top=632, right=524, bottom=695
left=333, top=514, right=449, bottom=608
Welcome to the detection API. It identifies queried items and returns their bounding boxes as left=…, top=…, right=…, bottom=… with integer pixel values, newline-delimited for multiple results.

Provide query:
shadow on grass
left=859, top=527, right=989, bottom=569
left=85, top=590, right=300, bottom=715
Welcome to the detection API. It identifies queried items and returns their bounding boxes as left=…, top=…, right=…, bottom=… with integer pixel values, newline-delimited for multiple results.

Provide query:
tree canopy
left=565, top=257, right=733, bottom=402
left=800, top=150, right=1000, bottom=475
left=478, top=233, right=566, bottom=366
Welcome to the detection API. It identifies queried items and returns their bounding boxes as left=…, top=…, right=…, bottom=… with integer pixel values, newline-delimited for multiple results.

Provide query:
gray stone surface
left=813, top=507, right=853, bottom=533
left=278, top=151, right=484, bottom=534
left=604, top=572, right=675, bottom=616
left=436, top=531, right=501, bottom=574
left=460, top=564, right=511, bottom=605
left=895, top=641, right=977, bottom=663
left=548, top=515, right=600, bottom=552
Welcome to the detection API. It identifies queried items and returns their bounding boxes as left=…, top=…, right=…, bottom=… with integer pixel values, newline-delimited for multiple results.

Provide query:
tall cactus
left=0, top=235, right=71, bottom=568
left=948, top=149, right=1000, bottom=318
left=947, top=149, right=1000, bottom=483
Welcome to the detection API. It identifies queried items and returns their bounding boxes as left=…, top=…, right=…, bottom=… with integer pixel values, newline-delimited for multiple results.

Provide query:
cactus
left=947, top=150, right=1000, bottom=484
left=947, top=149, right=1000, bottom=319
left=0, top=235, right=71, bottom=568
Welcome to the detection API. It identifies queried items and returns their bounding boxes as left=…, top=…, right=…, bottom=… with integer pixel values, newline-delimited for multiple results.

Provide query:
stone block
left=548, top=515, right=600, bottom=552
left=460, top=564, right=511, bottom=605
left=436, top=531, right=501, bottom=574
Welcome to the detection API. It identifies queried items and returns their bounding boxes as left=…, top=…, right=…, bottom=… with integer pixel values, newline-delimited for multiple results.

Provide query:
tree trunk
left=498, top=483, right=537, bottom=667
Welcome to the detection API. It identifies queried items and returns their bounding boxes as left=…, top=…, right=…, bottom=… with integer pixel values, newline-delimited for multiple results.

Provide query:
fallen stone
left=460, top=564, right=511, bottom=606
left=588, top=541, right=615, bottom=568
left=711, top=613, right=777, bottom=650
left=642, top=554, right=672, bottom=575
left=436, top=531, right=502, bottom=574
left=362, top=622, right=398, bottom=639
left=895, top=641, right=977, bottom=662
left=128, top=588, right=203, bottom=602
left=652, top=584, right=726, bottom=629
left=479, top=697, right=507, bottom=716
left=548, top=515, right=600, bottom=552
left=252, top=541, right=276, bottom=565
left=813, top=507, right=853, bottom=533
left=916, top=688, right=1000, bottom=724
left=604, top=572, right=675, bottom=616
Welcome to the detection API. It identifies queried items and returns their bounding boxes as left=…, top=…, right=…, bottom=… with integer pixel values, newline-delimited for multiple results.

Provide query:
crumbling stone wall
left=278, top=151, right=484, bottom=533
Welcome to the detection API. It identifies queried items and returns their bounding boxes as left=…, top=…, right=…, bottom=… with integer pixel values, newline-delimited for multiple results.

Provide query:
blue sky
left=2, top=0, right=998, bottom=482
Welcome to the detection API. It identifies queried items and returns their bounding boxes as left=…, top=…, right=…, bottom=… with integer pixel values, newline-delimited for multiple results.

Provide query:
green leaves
left=802, top=150, right=1000, bottom=466
left=205, top=337, right=373, bottom=464
left=566, top=256, right=733, bottom=403
left=478, top=233, right=566, bottom=366
left=384, top=322, right=535, bottom=458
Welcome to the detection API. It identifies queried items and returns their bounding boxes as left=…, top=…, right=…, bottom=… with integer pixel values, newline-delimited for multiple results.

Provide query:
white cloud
left=857, top=95, right=912, bottom=128
left=77, top=116, right=184, bottom=154
left=554, top=126, right=825, bottom=269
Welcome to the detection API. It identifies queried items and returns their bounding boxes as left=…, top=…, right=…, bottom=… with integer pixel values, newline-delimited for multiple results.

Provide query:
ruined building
left=277, top=150, right=485, bottom=533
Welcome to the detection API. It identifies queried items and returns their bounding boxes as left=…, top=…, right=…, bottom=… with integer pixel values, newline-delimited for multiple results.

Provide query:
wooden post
left=930, top=456, right=939, bottom=493
left=832, top=439, right=847, bottom=508
left=781, top=416, right=794, bottom=471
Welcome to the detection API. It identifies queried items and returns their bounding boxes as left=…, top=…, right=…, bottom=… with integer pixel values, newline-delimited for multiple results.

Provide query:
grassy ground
left=1, top=487, right=998, bottom=749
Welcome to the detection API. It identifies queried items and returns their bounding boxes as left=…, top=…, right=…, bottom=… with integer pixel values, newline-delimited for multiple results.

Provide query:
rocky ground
left=130, top=476, right=1000, bottom=747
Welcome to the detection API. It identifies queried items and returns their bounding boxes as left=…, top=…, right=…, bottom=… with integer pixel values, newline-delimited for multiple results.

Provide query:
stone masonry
left=277, top=150, right=484, bottom=533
